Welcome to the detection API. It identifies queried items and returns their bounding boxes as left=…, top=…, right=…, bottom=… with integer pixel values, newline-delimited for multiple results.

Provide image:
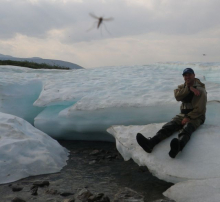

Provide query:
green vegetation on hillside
left=0, top=60, right=70, bottom=70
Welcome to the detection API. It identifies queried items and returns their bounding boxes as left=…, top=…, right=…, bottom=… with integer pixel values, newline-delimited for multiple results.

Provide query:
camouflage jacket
left=174, top=78, right=207, bottom=121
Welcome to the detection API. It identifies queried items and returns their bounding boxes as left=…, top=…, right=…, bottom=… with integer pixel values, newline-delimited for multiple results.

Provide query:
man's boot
left=136, top=121, right=181, bottom=153
left=169, top=123, right=195, bottom=158
left=136, top=133, right=160, bottom=153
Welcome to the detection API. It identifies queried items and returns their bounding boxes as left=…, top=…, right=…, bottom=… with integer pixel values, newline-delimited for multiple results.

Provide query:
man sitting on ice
left=136, top=68, right=207, bottom=158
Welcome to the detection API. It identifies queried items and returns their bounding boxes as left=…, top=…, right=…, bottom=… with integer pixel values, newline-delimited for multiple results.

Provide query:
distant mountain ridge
left=0, top=54, right=83, bottom=69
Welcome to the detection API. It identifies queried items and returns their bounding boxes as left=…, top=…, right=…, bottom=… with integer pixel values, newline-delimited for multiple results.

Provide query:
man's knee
left=172, top=114, right=185, bottom=125
left=162, top=121, right=181, bottom=131
left=178, top=122, right=195, bottom=138
left=188, top=118, right=203, bottom=130
left=156, top=121, right=181, bottom=139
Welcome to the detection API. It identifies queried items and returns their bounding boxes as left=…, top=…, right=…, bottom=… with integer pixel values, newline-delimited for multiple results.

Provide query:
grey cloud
left=0, top=0, right=78, bottom=39
left=0, top=0, right=220, bottom=42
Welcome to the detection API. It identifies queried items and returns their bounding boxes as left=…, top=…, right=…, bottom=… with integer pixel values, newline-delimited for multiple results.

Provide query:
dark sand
left=0, top=141, right=173, bottom=202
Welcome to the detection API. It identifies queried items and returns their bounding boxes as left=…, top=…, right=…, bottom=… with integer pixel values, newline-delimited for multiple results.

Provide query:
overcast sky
left=0, top=0, right=220, bottom=68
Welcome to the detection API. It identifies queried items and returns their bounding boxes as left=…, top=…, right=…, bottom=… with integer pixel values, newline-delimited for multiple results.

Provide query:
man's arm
left=189, top=86, right=200, bottom=96
left=186, top=88, right=207, bottom=120
left=175, top=85, right=205, bottom=125
left=174, top=84, right=191, bottom=101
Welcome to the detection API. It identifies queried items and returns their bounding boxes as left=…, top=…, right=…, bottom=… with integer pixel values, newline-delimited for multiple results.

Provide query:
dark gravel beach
left=0, top=140, right=174, bottom=202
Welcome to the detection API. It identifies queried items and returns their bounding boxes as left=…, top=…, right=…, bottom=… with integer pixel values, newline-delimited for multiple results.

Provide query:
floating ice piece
left=163, top=178, right=220, bottom=202
left=0, top=112, right=68, bottom=184
left=107, top=123, right=220, bottom=183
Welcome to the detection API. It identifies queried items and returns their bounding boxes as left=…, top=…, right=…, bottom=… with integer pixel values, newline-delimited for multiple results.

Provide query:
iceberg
left=1, top=63, right=220, bottom=141
left=0, top=112, right=68, bottom=184
left=0, top=79, right=44, bottom=125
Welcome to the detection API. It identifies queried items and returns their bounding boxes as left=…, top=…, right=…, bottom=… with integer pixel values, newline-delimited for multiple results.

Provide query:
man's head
left=182, top=68, right=195, bottom=86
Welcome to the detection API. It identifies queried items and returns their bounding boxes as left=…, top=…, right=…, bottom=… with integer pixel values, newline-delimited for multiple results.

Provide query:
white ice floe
left=107, top=122, right=220, bottom=184
left=107, top=110, right=220, bottom=202
left=0, top=112, right=68, bottom=184
left=163, top=178, right=220, bottom=202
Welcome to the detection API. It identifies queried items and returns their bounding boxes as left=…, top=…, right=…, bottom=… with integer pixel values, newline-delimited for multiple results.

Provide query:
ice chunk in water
left=0, top=112, right=68, bottom=184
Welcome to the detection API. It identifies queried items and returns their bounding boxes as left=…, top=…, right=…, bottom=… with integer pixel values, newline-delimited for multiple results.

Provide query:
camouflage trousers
left=153, top=114, right=205, bottom=142
left=172, top=113, right=205, bottom=130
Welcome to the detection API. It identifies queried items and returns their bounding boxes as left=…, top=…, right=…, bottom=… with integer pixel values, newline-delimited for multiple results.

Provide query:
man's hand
left=181, top=118, right=190, bottom=125
left=190, top=86, right=200, bottom=96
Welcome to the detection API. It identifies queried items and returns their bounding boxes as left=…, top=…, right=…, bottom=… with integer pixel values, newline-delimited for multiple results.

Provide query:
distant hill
left=0, top=54, right=83, bottom=69
left=0, top=60, right=71, bottom=70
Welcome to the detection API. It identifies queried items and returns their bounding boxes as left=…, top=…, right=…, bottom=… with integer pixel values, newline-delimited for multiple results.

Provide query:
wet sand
left=0, top=140, right=173, bottom=202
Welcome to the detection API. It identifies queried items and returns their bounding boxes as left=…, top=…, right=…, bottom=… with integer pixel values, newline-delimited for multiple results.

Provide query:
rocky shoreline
left=0, top=141, right=175, bottom=202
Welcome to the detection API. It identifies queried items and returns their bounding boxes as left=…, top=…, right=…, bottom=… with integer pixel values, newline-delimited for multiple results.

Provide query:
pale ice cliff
left=0, top=63, right=219, bottom=141
left=0, top=112, right=68, bottom=184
